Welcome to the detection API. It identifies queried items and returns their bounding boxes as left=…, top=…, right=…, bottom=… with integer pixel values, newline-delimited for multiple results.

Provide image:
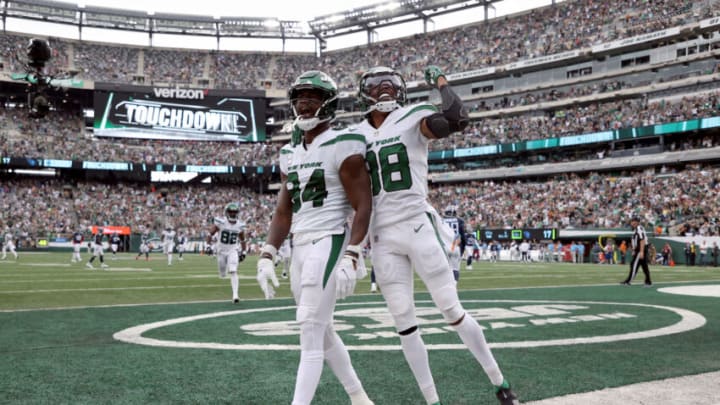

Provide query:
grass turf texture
left=1, top=253, right=719, bottom=404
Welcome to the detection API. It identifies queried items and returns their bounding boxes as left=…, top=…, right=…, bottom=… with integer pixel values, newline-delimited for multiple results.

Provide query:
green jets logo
left=114, top=300, right=705, bottom=350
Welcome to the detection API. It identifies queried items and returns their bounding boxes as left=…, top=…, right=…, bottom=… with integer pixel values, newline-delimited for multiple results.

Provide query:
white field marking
left=112, top=299, right=706, bottom=351
left=0, top=284, right=231, bottom=294
left=0, top=297, right=282, bottom=312
left=524, top=370, right=720, bottom=405
left=0, top=274, right=254, bottom=283
left=453, top=279, right=720, bottom=293
left=3, top=280, right=718, bottom=313
left=185, top=275, right=224, bottom=278
left=17, top=263, right=71, bottom=267
left=101, top=267, right=153, bottom=272
left=657, top=284, right=720, bottom=298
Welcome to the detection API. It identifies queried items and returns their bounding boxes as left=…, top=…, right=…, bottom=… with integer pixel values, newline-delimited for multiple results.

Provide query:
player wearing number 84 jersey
left=258, top=70, right=373, bottom=405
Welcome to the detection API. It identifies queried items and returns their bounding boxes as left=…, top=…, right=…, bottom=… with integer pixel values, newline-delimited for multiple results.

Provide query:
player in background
left=442, top=206, right=466, bottom=282
left=207, top=203, right=247, bottom=303
left=110, top=232, right=121, bottom=260
left=256, top=71, right=374, bottom=405
left=465, top=232, right=479, bottom=270
left=177, top=231, right=187, bottom=261
left=366, top=243, right=378, bottom=293
left=1, top=227, right=18, bottom=260
left=355, top=65, right=518, bottom=405
left=71, top=228, right=84, bottom=263
left=489, top=240, right=500, bottom=263
left=86, top=228, right=108, bottom=269
left=162, top=225, right=176, bottom=265
left=136, top=229, right=150, bottom=261
left=519, top=240, right=531, bottom=262
left=276, top=237, right=292, bottom=279
left=447, top=233, right=462, bottom=283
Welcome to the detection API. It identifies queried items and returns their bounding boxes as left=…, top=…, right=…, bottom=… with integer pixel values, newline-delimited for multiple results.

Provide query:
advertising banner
left=93, top=87, right=265, bottom=141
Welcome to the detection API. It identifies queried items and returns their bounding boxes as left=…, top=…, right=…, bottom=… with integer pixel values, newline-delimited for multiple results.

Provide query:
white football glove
left=335, top=255, right=357, bottom=300
left=256, top=257, right=279, bottom=300
left=348, top=244, right=367, bottom=280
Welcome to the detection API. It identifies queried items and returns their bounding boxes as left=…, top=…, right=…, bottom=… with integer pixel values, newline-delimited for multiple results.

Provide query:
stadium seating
left=2, top=0, right=720, bottom=241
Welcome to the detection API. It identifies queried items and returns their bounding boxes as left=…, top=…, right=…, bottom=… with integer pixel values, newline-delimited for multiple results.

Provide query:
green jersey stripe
left=394, top=104, right=438, bottom=124
left=319, top=133, right=366, bottom=147
left=323, top=233, right=346, bottom=288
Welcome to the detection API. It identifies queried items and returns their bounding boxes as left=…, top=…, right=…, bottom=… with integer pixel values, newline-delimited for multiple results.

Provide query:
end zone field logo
left=113, top=300, right=706, bottom=350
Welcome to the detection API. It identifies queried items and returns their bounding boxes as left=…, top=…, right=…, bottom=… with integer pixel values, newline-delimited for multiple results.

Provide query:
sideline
left=525, top=371, right=720, bottom=404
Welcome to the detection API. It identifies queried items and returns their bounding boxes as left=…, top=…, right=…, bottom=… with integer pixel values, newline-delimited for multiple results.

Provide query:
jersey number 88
left=366, top=143, right=413, bottom=195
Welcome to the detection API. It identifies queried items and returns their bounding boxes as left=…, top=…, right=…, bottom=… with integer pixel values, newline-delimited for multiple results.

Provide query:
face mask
left=294, top=116, right=321, bottom=131
left=372, top=100, right=399, bottom=113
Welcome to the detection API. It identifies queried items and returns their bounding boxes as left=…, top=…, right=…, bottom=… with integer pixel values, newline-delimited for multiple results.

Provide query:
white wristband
left=345, top=244, right=363, bottom=256
left=261, top=244, right=277, bottom=260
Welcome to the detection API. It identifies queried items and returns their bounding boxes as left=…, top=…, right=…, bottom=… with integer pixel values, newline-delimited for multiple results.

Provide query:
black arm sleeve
left=439, top=85, right=469, bottom=132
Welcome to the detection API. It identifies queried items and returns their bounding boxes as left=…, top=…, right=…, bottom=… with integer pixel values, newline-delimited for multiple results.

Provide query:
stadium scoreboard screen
left=93, top=85, right=265, bottom=142
left=478, top=228, right=558, bottom=241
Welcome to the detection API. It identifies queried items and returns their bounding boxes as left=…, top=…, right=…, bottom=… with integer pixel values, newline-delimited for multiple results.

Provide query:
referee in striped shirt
left=620, top=216, right=653, bottom=287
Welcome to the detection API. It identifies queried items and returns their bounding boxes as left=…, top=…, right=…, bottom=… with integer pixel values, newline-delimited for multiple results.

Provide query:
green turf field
left=1, top=252, right=719, bottom=404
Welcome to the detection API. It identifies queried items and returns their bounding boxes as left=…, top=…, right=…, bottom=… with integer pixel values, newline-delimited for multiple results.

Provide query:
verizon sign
left=152, top=86, right=208, bottom=100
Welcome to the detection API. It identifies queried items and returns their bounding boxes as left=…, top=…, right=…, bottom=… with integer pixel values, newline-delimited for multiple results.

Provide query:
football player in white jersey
left=86, top=228, right=109, bottom=269
left=207, top=203, right=247, bottom=303
left=355, top=66, right=519, bottom=405
left=1, top=228, right=18, bottom=260
left=109, top=232, right=121, bottom=260
left=136, top=230, right=150, bottom=261
left=177, top=231, right=187, bottom=261
left=161, top=226, right=176, bottom=265
left=71, top=229, right=84, bottom=263
left=442, top=206, right=466, bottom=282
left=256, top=71, right=373, bottom=405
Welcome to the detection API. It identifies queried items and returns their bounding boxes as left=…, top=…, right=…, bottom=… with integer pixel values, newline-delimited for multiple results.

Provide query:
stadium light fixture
left=14, top=169, right=56, bottom=176
left=375, top=2, right=401, bottom=13
left=150, top=171, right=199, bottom=183
left=264, top=19, right=280, bottom=28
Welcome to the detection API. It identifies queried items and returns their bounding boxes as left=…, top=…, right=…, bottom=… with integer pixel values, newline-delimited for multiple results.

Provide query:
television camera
left=13, top=38, right=77, bottom=119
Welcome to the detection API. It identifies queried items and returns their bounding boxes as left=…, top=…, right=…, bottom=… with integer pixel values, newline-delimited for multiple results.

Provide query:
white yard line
left=525, top=371, right=720, bottom=405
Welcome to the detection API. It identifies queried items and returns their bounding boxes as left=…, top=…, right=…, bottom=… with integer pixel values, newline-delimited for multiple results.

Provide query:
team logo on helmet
left=225, top=203, right=240, bottom=222
left=288, top=70, right=339, bottom=133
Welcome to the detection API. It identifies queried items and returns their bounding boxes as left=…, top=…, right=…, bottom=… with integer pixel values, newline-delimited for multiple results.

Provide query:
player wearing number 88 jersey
left=356, top=66, right=519, bottom=405
left=207, top=202, right=247, bottom=303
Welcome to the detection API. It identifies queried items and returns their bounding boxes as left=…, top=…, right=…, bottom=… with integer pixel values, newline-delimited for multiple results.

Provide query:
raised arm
left=420, top=65, right=469, bottom=140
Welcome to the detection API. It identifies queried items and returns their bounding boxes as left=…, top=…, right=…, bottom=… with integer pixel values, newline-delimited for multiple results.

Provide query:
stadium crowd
left=428, top=164, right=720, bottom=237
left=0, top=178, right=276, bottom=245
left=2, top=0, right=720, bottom=251
left=3, top=88, right=719, bottom=168
left=1, top=165, right=718, bottom=243
left=0, top=0, right=714, bottom=88
left=0, top=109, right=281, bottom=166
left=432, top=91, right=720, bottom=151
